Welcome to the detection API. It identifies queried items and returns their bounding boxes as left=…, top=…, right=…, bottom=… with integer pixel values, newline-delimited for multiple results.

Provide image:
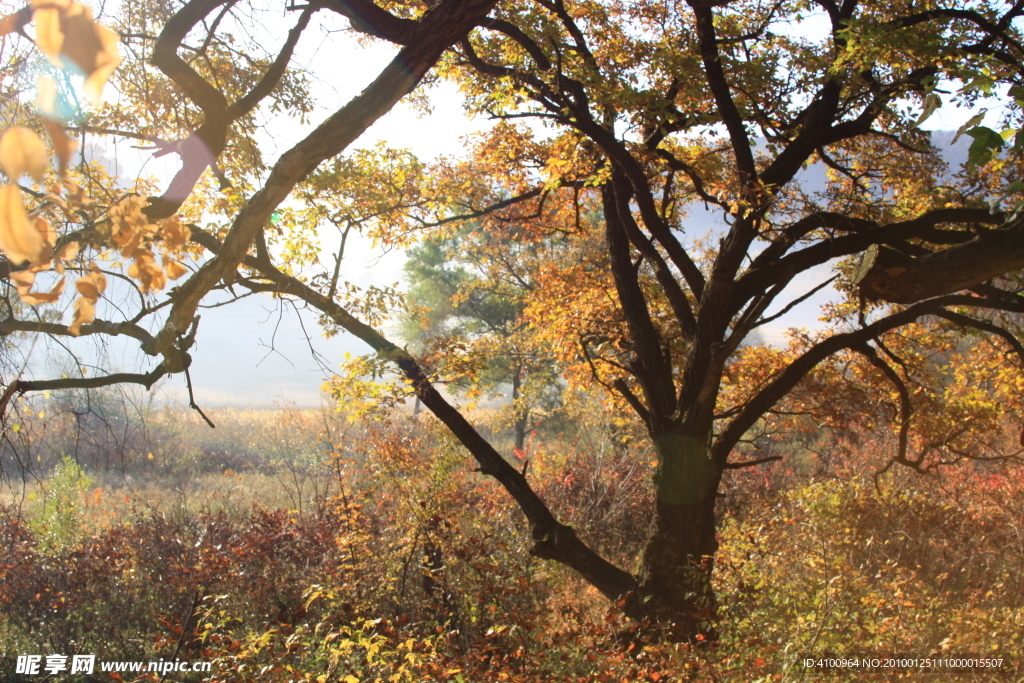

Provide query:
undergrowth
left=0, top=404, right=1021, bottom=682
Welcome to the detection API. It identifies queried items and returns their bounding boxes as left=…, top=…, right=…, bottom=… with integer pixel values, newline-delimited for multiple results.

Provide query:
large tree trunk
left=638, top=428, right=722, bottom=642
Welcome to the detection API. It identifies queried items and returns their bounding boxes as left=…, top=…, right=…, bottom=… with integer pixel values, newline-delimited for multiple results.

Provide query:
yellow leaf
left=20, top=274, right=65, bottom=305
left=161, top=215, right=190, bottom=248
left=0, top=127, right=49, bottom=181
left=0, top=184, right=44, bottom=264
left=163, top=256, right=188, bottom=280
left=32, top=7, right=64, bottom=63
left=36, top=76, right=57, bottom=116
left=69, top=295, right=94, bottom=335
left=44, top=119, right=77, bottom=174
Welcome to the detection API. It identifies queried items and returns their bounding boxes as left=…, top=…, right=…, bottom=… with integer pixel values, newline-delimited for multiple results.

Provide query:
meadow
left=1, top=391, right=1021, bottom=682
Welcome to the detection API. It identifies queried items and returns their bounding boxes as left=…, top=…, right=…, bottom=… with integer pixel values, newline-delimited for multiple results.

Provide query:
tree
left=399, top=226, right=561, bottom=451
left=3, top=0, right=1024, bottom=645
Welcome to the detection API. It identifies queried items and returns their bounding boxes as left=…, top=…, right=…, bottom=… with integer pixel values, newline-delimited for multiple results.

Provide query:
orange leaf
left=0, top=184, right=44, bottom=264
left=20, top=274, right=65, bottom=305
left=44, top=119, right=77, bottom=174
left=0, top=127, right=49, bottom=181
left=31, top=7, right=64, bottom=63
left=75, top=269, right=106, bottom=301
left=69, top=296, right=94, bottom=335
left=9, top=269, right=36, bottom=296
left=163, top=256, right=189, bottom=280
left=161, top=215, right=190, bottom=248
left=53, top=238, right=78, bottom=263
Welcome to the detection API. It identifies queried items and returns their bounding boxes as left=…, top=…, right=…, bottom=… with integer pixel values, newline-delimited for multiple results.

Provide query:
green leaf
left=914, top=93, right=941, bottom=128
left=1009, top=84, right=1024, bottom=109
left=952, top=111, right=986, bottom=145
left=966, top=126, right=1005, bottom=169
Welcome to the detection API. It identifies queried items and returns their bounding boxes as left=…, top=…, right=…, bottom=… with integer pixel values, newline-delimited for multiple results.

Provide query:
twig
left=183, top=365, right=215, bottom=428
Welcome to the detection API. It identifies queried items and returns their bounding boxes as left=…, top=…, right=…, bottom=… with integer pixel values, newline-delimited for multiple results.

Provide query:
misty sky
left=20, top=13, right=986, bottom=408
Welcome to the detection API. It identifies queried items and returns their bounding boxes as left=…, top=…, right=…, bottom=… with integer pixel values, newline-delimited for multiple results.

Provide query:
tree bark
left=638, top=427, right=722, bottom=642
left=854, top=216, right=1024, bottom=303
left=511, top=365, right=528, bottom=452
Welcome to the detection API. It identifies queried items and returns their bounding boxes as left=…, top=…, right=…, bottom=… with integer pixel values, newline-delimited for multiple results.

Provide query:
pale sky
left=18, top=11, right=993, bottom=407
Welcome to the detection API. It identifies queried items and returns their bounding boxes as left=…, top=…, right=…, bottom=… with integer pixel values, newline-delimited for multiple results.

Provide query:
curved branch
left=853, top=341, right=914, bottom=470
left=476, top=18, right=551, bottom=70
left=156, top=0, right=502, bottom=367
left=320, top=0, right=416, bottom=43
left=933, top=309, right=1024, bottom=364
left=226, top=6, right=316, bottom=119
left=711, top=298, right=949, bottom=465
left=854, top=216, right=1024, bottom=303
left=196, top=226, right=644, bottom=614
left=151, top=0, right=231, bottom=114
left=0, top=365, right=168, bottom=419
left=0, top=318, right=158, bottom=349
left=737, top=208, right=1005, bottom=304
left=146, top=3, right=319, bottom=218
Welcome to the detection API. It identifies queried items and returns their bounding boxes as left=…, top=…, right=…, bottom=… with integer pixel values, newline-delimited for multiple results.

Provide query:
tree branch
left=854, top=215, right=1024, bottom=303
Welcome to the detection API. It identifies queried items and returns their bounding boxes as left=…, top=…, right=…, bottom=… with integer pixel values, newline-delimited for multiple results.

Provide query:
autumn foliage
left=0, top=401, right=1021, bottom=681
left=3, top=0, right=1024, bottom=669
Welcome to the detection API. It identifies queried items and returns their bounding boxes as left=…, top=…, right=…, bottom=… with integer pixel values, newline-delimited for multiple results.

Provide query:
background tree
left=400, top=225, right=562, bottom=451
left=2, top=0, right=1024, bottom=646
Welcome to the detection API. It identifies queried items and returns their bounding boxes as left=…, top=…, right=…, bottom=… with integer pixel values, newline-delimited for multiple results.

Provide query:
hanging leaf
left=20, top=274, right=65, bottom=305
left=966, top=126, right=1005, bottom=170
left=32, top=5, right=64, bottom=61
left=952, top=111, right=986, bottom=145
left=69, top=295, right=94, bottom=335
left=127, top=248, right=167, bottom=292
left=0, top=184, right=44, bottom=264
left=53, top=239, right=78, bottom=263
left=36, top=75, right=57, bottom=116
left=44, top=119, right=77, bottom=173
left=32, top=1, right=121, bottom=105
left=75, top=268, right=106, bottom=301
left=9, top=269, right=37, bottom=296
left=82, top=20, right=120, bottom=104
left=163, top=256, right=189, bottom=280
left=913, top=93, right=941, bottom=128
left=161, top=215, right=191, bottom=249
left=0, top=127, right=49, bottom=181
